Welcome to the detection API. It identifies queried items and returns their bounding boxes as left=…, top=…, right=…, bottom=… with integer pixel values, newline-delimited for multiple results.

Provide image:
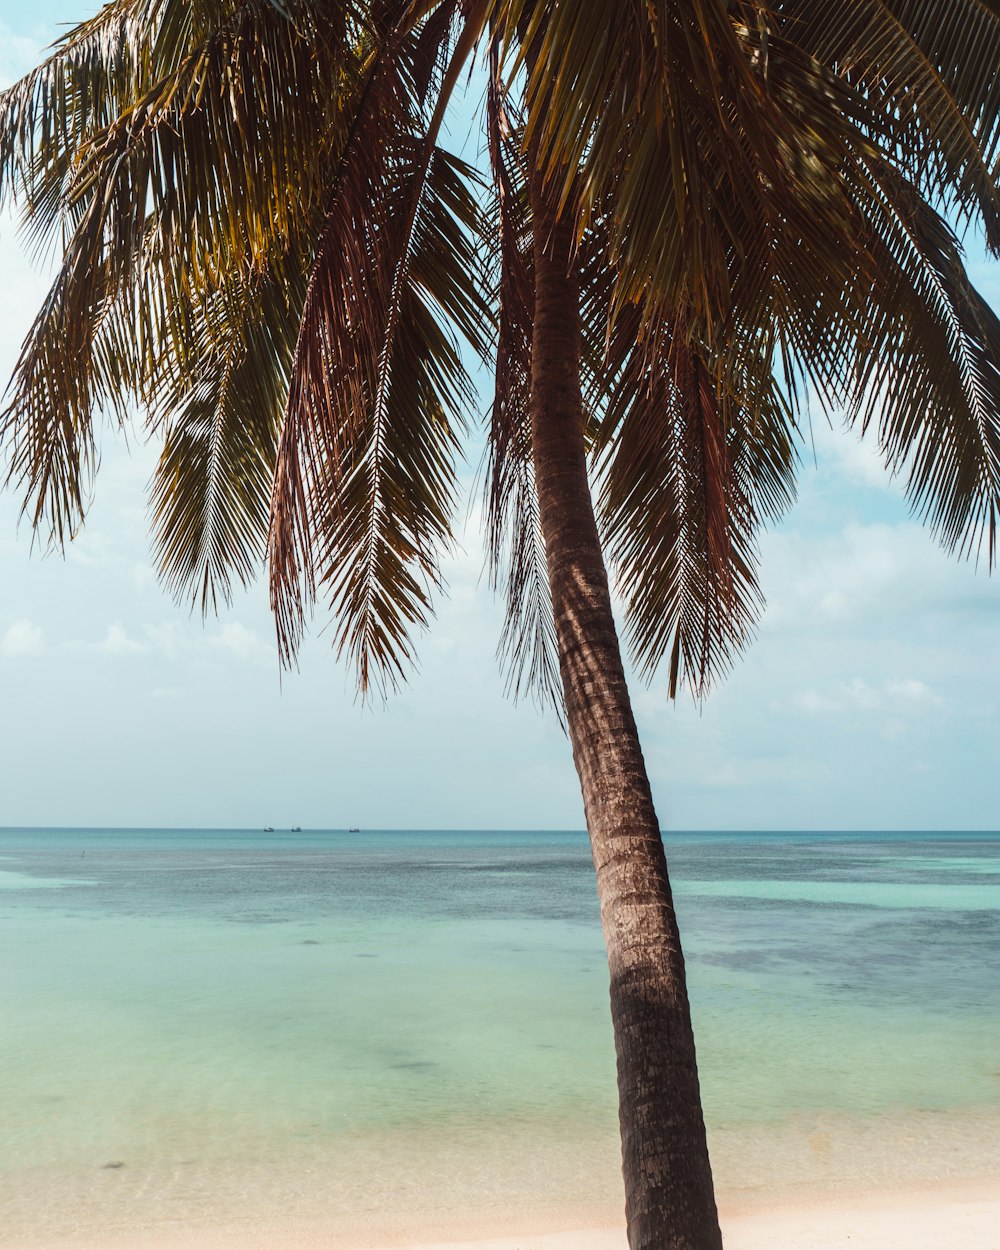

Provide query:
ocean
left=1, top=828, right=998, bottom=1240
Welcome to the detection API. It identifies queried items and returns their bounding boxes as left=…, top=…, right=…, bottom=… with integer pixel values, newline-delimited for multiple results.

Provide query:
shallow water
left=1, top=828, right=997, bottom=1237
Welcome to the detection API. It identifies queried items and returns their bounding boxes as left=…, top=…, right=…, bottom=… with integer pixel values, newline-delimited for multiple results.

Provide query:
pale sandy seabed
left=2, top=1107, right=997, bottom=1250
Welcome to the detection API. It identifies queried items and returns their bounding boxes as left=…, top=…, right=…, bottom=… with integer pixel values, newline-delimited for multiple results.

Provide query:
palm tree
left=3, top=3, right=1000, bottom=1247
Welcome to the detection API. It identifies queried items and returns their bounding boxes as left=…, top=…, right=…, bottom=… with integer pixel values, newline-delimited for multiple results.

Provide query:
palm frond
left=0, top=0, right=361, bottom=256
left=594, top=319, right=796, bottom=698
left=1, top=0, right=367, bottom=546
left=270, top=5, right=491, bottom=691
left=845, top=168, right=1000, bottom=563
left=492, top=0, right=1000, bottom=343
left=779, top=0, right=1000, bottom=250
left=151, top=259, right=307, bottom=613
left=482, top=42, right=561, bottom=711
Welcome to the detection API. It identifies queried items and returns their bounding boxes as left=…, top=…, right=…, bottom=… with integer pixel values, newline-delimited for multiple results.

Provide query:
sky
left=0, top=5, right=998, bottom=832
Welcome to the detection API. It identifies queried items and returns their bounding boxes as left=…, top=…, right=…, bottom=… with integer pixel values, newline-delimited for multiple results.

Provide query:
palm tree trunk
left=527, top=171, right=723, bottom=1250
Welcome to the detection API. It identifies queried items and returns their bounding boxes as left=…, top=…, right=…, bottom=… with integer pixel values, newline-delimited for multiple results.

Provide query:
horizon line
left=1, top=825, right=998, bottom=835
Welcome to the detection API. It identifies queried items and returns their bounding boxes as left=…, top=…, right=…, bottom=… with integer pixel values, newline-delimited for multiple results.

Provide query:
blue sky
left=0, top=5, right=998, bottom=831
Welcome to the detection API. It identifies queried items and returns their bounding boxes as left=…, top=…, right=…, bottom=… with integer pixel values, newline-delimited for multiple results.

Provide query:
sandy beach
left=5, top=1178, right=999, bottom=1250
left=392, top=1183, right=1000, bottom=1250
left=389, top=1185, right=1000, bottom=1250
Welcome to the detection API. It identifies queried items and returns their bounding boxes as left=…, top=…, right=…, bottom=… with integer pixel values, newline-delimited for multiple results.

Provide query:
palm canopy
left=2, top=0, right=1000, bottom=700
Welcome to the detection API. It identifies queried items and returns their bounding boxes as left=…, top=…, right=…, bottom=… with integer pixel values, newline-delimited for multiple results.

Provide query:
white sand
left=400, top=1191, right=1000, bottom=1250
left=8, top=1180, right=999, bottom=1250
left=365, top=1183, right=1000, bottom=1250
left=722, top=1187, right=1000, bottom=1250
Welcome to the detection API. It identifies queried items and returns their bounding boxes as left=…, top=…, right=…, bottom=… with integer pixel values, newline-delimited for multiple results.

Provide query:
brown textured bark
left=528, top=171, right=723, bottom=1250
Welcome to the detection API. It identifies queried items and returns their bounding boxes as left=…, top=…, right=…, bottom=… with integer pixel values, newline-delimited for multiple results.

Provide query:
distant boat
left=291, top=826, right=302, bottom=832
left=264, top=826, right=274, bottom=832
left=348, top=826, right=360, bottom=833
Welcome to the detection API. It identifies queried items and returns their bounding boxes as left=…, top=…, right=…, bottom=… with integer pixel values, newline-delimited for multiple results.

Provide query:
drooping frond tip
left=482, top=35, right=562, bottom=714
left=593, top=315, right=796, bottom=701
left=268, top=3, right=491, bottom=695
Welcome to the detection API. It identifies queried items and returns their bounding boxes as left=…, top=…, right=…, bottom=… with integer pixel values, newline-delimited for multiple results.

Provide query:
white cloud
left=210, top=622, right=266, bottom=661
left=64, top=531, right=116, bottom=568
left=810, top=417, right=899, bottom=491
left=58, top=619, right=272, bottom=662
left=789, top=688, right=843, bottom=716
left=142, top=622, right=185, bottom=658
left=886, top=677, right=940, bottom=704
left=788, top=676, right=942, bottom=718
left=131, top=563, right=158, bottom=593
left=760, top=520, right=995, bottom=632
left=62, top=623, right=146, bottom=656
left=651, top=737, right=828, bottom=791
left=841, top=676, right=881, bottom=710
left=1, top=619, right=44, bottom=657
left=93, top=623, right=145, bottom=655
left=149, top=686, right=184, bottom=701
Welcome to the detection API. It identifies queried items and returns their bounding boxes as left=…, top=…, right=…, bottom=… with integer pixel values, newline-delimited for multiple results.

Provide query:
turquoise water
left=1, top=828, right=998, bottom=1238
